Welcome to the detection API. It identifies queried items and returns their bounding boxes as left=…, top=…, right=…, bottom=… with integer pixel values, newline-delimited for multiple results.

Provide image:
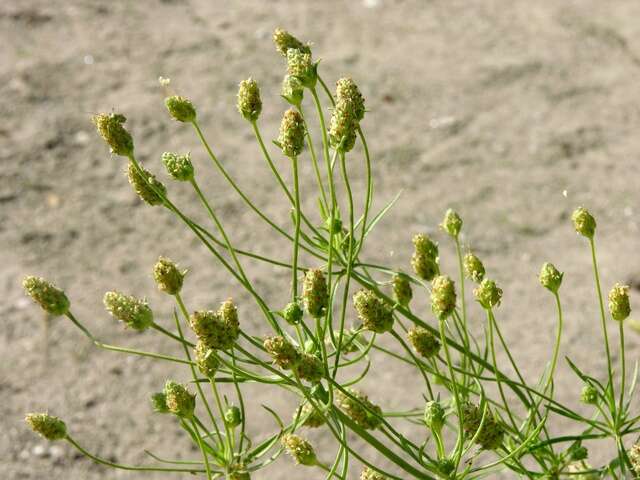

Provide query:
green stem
left=191, top=418, right=214, bottom=480
left=291, top=154, right=301, bottom=301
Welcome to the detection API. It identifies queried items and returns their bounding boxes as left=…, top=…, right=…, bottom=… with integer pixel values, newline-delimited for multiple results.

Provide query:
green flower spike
left=424, top=400, right=445, bottom=433
left=431, top=275, right=457, bottom=319
left=103, top=291, right=153, bottom=331
left=463, top=252, right=485, bottom=283
left=281, top=74, right=304, bottom=107
left=335, top=388, right=382, bottom=430
left=462, top=402, right=505, bottom=450
left=153, top=256, right=185, bottom=295
left=225, top=406, right=242, bottom=428
left=440, top=208, right=462, bottom=238
left=293, top=353, right=324, bottom=383
left=335, top=77, right=365, bottom=122
left=360, top=467, right=387, bottom=480
left=302, top=269, right=328, bottom=318
left=237, top=78, right=262, bottom=122
left=151, top=392, right=170, bottom=414
left=286, top=48, right=317, bottom=88
left=272, top=28, right=311, bottom=56
left=474, top=278, right=503, bottom=310
left=264, top=335, right=301, bottom=370
left=126, top=161, right=166, bottom=206
left=411, top=233, right=439, bottom=281
left=165, top=95, right=196, bottom=123
left=189, top=304, right=239, bottom=351
left=572, top=207, right=596, bottom=239
left=277, top=108, right=305, bottom=157
left=22, top=276, right=70, bottom=316
left=281, top=433, right=317, bottom=466
left=539, top=262, right=563, bottom=294
left=629, top=444, right=640, bottom=477
left=407, top=327, right=440, bottom=359
left=282, top=301, right=303, bottom=325
left=92, top=112, right=134, bottom=156
left=295, top=402, right=325, bottom=428
left=25, top=413, right=67, bottom=441
left=608, top=283, right=631, bottom=321
left=163, top=380, right=196, bottom=418
left=162, top=151, right=194, bottom=182
left=353, top=289, right=394, bottom=334
left=392, top=273, right=413, bottom=307
left=195, top=340, right=219, bottom=378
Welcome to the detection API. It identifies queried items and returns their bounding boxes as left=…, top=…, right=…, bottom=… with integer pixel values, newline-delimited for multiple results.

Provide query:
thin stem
left=191, top=418, right=214, bottom=480
left=291, top=155, right=302, bottom=301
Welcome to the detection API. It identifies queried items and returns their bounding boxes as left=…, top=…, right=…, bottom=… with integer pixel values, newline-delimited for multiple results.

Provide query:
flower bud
left=294, top=353, right=324, bottom=383
left=392, top=273, right=413, bottom=307
left=103, top=291, right=153, bottom=331
left=473, top=278, right=503, bottom=310
left=165, top=95, right=196, bottom=123
left=151, top=392, right=170, bottom=413
left=277, top=108, right=305, bottom=157
left=164, top=380, right=195, bottom=418
left=25, top=413, right=66, bottom=440
left=335, top=388, right=382, bottom=430
left=283, top=301, right=303, bottom=325
left=411, top=234, right=439, bottom=281
left=329, top=103, right=357, bottom=152
left=195, top=340, right=219, bottom=378
left=629, top=444, right=640, bottom=477
left=281, top=74, right=304, bottom=107
left=463, top=252, right=485, bottom=283
left=539, top=262, right=563, bottom=293
left=92, top=112, right=134, bottom=156
left=580, top=385, right=598, bottom=405
left=272, top=28, right=311, bottom=57
left=225, top=406, right=242, bottom=427
left=568, top=444, right=588, bottom=461
left=295, top=402, right=325, bottom=428
left=281, top=433, right=317, bottom=466
left=302, top=269, right=328, bottom=318
left=440, top=208, right=462, bottom=238
left=127, top=161, right=166, bottom=206
left=153, top=256, right=185, bottom=295
left=264, top=336, right=301, bottom=370
left=462, top=402, right=504, bottom=450
left=353, top=290, right=394, bottom=333
left=22, top=276, right=70, bottom=316
left=424, top=401, right=445, bottom=433
left=407, top=327, right=440, bottom=358
left=237, top=78, right=262, bottom=122
left=431, top=275, right=457, bottom=319
left=286, top=48, right=316, bottom=88
left=608, top=283, right=631, bottom=321
left=162, top=151, right=194, bottom=182
left=572, top=207, right=596, bottom=239
left=335, top=77, right=365, bottom=123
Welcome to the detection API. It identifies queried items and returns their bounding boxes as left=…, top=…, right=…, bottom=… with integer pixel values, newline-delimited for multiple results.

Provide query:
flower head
left=127, top=161, right=166, bottom=206
left=302, top=269, right=328, bottom=318
left=25, top=413, right=67, bottom=441
left=294, top=353, right=324, bottom=383
left=165, top=95, right=196, bottom=122
left=163, top=380, right=195, bottom=418
left=286, top=48, right=316, bottom=88
left=539, top=262, right=563, bottom=293
left=153, top=256, right=185, bottom=295
left=411, top=234, right=439, bottom=281
left=22, top=276, right=70, bottom=316
left=162, top=151, right=194, bottom=181
left=281, top=433, right=317, bottom=466
left=237, top=78, right=262, bottom=122
left=629, top=444, right=640, bottom=477
left=272, top=28, right=311, bottom=56
left=277, top=108, right=305, bottom=157
left=463, top=252, right=485, bottom=283
left=431, top=275, right=457, bottom=319
left=608, top=283, right=631, bottom=321
left=336, top=77, right=365, bottom=122
left=151, top=392, right=170, bottom=414
left=353, top=290, right=394, bottom=333
left=462, top=402, right=504, bottom=450
left=580, top=384, right=598, bottom=405
left=424, top=401, right=445, bottom=433
left=264, top=335, right=301, bottom=370
left=572, top=207, right=596, bottom=239
left=440, top=209, right=462, bottom=237
left=329, top=103, right=357, bottom=152
left=407, top=327, right=440, bottom=358
left=189, top=307, right=239, bottom=350
left=225, top=406, right=242, bottom=427
left=295, top=402, right=325, bottom=428
left=392, top=273, right=413, bottom=307
left=474, top=278, right=503, bottom=310
left=195, top=340, right=219, bottom=378
left=360, top=467, right=386, bottom=480
left=282, top=301, right=303, bottom=325
left=103, top=291, right=153, bottom=331
left=335, top=388, right=382, bottom=430
left=281, top=74, right=304, bottom=107
left=92, top=112, right=134, bottom=156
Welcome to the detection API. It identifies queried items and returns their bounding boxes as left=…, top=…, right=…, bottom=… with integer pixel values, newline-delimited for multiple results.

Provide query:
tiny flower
left=295, top=402, right=325, bottom=428
left=162, top=151, right=194, bottom=182
left=462, top=402, right=504, bottom=450
left=392, top=273, right=413, bottom=307
left=92, top=112, right=134, bottom=156
left=25, top=413, right=67, bottom=441
left=608, top=283, right=631, bottom=321
left=440, top=208, right=462, bottom=238
left=264, top=335, right=301, bottom=370
left=407, top=327, right=440, bottom=359
left=153, top=256, right=185, bottom=295
left=22, top=276, right=70, bottom=316
left=302, top=269, right=328, bottom=318
left=286, top=48, right=316, bottom=88
left=360, top=467, right=386, bottom=480
left=272, top=28, right=311, bottom=57
left=335, top=388, right=382, bottom=430
left=237, top=78, right=262, bottom=122
left=281, top=433, right=317, bottom=466
left=424, top=401, right=445, bottom=433
left=103, top=291, right=153, bottom=331
left=282, top=301, right=303, bottom=325
left=580, top=385, right=598, bottom=405
left=431, top=275, right=457, bottom=319
left=294, top=353, right=324, bottom=383
left=225, top=406, right=242, bottom=428
left=572, top=207, right=596, bottom=239
left=281, top=74, right=304, bottom=107
left=335, top=77, right=365, bottom=123
left=474, top=278, right=503, bottom=310
left=277, top=108, right=305, bottom=157
left=164, top=381, right=196, bottom=418
left=463, top=252, right=485, bottom=283
left=126, top=161, right=166, bottom=206
left=539, top=262, right=563, bottom=294
left=629, top=444, right=640, bottom=477
left=411, top=234, right=439, bottom=281
left=151, top=392, right=170, bottom=413
left=195, top=340, right=219, bottom=378
left=353, top=290, right=394, bottom=333
left=165, top=95, right=196, bottom=123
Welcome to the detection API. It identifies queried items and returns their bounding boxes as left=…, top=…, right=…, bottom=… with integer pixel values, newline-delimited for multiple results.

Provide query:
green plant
left=22, top=29, right=638, bottom=479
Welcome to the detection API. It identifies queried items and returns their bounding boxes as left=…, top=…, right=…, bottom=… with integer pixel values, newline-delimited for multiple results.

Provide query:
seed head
left=360, top=467, right=386, bottom=480
left=474, top=278, right=503, bottom=310
left=572, top=207, right=596, bottom=239
left=225, top=406, right=242, bottom=428
left=165, top=95, right=196, bottom=123
left=162, top=151, right=194, bottom=182
left=539, top=262, right=563, bottom=294
left=278, top=108, right=305, bottom=157
left=237, top=78, right=262, bottom=122
left=329, top=103, right=357, bottom=152
left=431, top=275, right=457, bottom=319
left=440, top=208, right=462, bottom=238
left=189, top=309, right=238, bottom=350
left=195, top=340, right=219, bottom=378
left=25, top=413, right=67, bottom=441
left=92, top=112, right=134, bottom=156
left=295, top=402, right=325, bottom=428
left=127, top=161, right=166, bottom=206
left=283, top=301, right=303, bottom=325
left=407, top=327, right=440, bottom=358
left=336, top=77, right=365, bottom=122
left=22, top=276, right=70, bottom=316
left=153, top=256, right=185, bottom=295
left=218, top=298, right=239, bottom=331
left=281, top=74, right=304, bottom=107
left=151, top=392, right=170, bottom=413
left=293, top=353, right=324, bottom=383
left=463, top=252, right=485, bottom=283
left=608, top=283, right=631, bottom=321
left=462, top=402, right=504, bottom=450
left=302, top=269, right=328, bottom=318
left=164, top=380, right=195, bottom=418
left=264, top=335, right=301, bottom=370
left=424, top=401, right=445, bottom=433
left=335, top=388, right=382, bottom=430
left=103, top=291, right=153, bottom=331
left=629, top=444, right=640, bottom=477
left=580, top=385, right=598, bottom=405
left=286, top=48, right=316, bottom=88
left=272, top=28, right=311, bottom=57
left=281, top=433, right=317, bottom=466
left=411, top=234, right=439, bottom=281
left=392, top=273, right=413, bottom=307
left=353, top=290, right=394, bottom=333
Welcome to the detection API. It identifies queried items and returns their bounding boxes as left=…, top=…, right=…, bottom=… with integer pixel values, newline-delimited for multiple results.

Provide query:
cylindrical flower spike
left=92, top=112, right=134, bottom=156
left=25, top=413, right=67, bottom=440
left=103, top=291, right=153, bottom=331
left=431, top=275, right=457, bottom=319
left=463, top=252, right=485, bottom=283
left=572, top=207, right=596, bottom=239
left=461, top=402, right=504, bottom=450
left=189, top=308, right=239, bottom=351
left=539, top=262, right=563, bottom=294
left=360, top=467, right=386, bottom=480
left=165, top=95, right=196, bottom=123
left=329, top=103, right=357, bottom=152
left=629, top=444, right=640, bottom=477
left=580, top=385, right=598, bottom=405
left=277, top=108, right=305, bottom=157
left=440, top=208, right=462, bottom=238
left=295, top=402, right=325, bottom=428
left=286, top=48, right=317, bottom=88
left=153, top=256, right=185, bottom=295
left=225, top=406, right=242, bottom=428
left=126, top=161, right=166, bottom=206
left=195, top=340, right=219, bottom=378
left=264, top=336, right=301, bottom=370
left=151, top=392, right=170, bottom=413
left=237, top=78, right=262, bottom=122
left=22, top=276, right=70, bottom=316
left=281, top=433, right=317, bottom=466
left=218, top=298, right=240, bottom=332
left=293, top=353, right=324, bottom=383
left=272, top=28, right=311, bottom=56
left=407, top=327, right=440, bottom=358
left=335, top=77, right=365, bottom=122
left=424, top=401, right=445, bottom=433
left=282, top=301, right=303, bottom=325
left=411, top=234, right=439, bottom=281
left=608, top=283, right=631, bottom=321
left=163, top=380, right=196, bottom=418
left=353, top=290, right=394, bottom=333
left=162, top=151, right=194, bottom=182
left=335, top=388, right=382, bottom=430
left=392, top=273, right=413, bottom=307
left=474, top=278, right=503, bottom=310
left=302, top=269, right=328, bottom=318
left=281, top=74, right=304, bottom=107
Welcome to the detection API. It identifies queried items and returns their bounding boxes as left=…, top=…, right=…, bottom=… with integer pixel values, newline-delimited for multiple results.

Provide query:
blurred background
left=2, top=0, right=640, bottom=478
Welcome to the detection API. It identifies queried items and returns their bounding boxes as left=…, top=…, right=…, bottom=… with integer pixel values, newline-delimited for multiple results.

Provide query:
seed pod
left=126, top=161, right=166, bottom=206
left=281, top=433, right=317, bottom=466
left=473, top=278, right=503, bottom=310
left=295, top=402, right=325, bottom=428
left=283, top=301, right=303, bottom=325
left=462, top=402, right=504, bottom=450
left=195, top=340, right=219, bottom=378
left=22, top=276, right=70, bottom=316
left=411, top=234, right=439, bottom=281
left=580, top=385, right=598, bottom=405
left=407, top=327, right=440, bottom=359
left=264, top=335, right=301, bottom=370
left=302, top=269, right=328, bottom=318
left=103, top=291, right=153, bottom=331
left=225, top=406, right=242, bottom=428
left=360, top=467, right=386, bottom=480
left=629, top=444, right=640, bottom=477
left=353, top=290, right=394, bottom=334
left=163, top=380, right=195, bottom=418
left=92, top=112, right=134, bottom=156
left=165, top=95, right=196, bottom=123
left=572, top=207, right=596, bottom=239
left=294, top=353, right=324, bottom=383
left=278, top=108, right=305, bottom=157
left=25, top=413, right=67, bottom=441
left=335, top=388, right=382, bottom=430
left=608, top=283, right=631, bottom=321
left=539, top=262, right=563, bottom=294
left=392, top=273, right=413, bottom=307
left=335, top=77, right=365, bottom=123
left=463, top=252, right=485, bottom=283
left=431, top=275, right=457, bottom=319
left=237, top=78, right=262, bottom=122
left=281, top=74, right=304, bottom=107
left=286, top=49, right=316, bottom=88
left=151, top=392, right=170, bottom=414
left=272, top=28, right=311, bottom=56
left=424, top=401, right=445, bottom=433
left=162, top=151, right=194, bottom=182
left=153, top=256, right=185, bottom=295
left=440, top=209, right=462, bottom=238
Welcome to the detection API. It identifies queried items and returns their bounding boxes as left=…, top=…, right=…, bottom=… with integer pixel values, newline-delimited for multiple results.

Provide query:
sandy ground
left=2, top=1, right=640, bottom=478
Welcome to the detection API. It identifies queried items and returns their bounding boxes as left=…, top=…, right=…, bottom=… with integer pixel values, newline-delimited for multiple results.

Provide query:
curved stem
left=291, top=155, right=302, bottom=300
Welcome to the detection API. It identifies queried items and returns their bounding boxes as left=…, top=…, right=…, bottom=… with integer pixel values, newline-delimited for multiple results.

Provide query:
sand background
left=2, top=0, right=640, bottom=478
